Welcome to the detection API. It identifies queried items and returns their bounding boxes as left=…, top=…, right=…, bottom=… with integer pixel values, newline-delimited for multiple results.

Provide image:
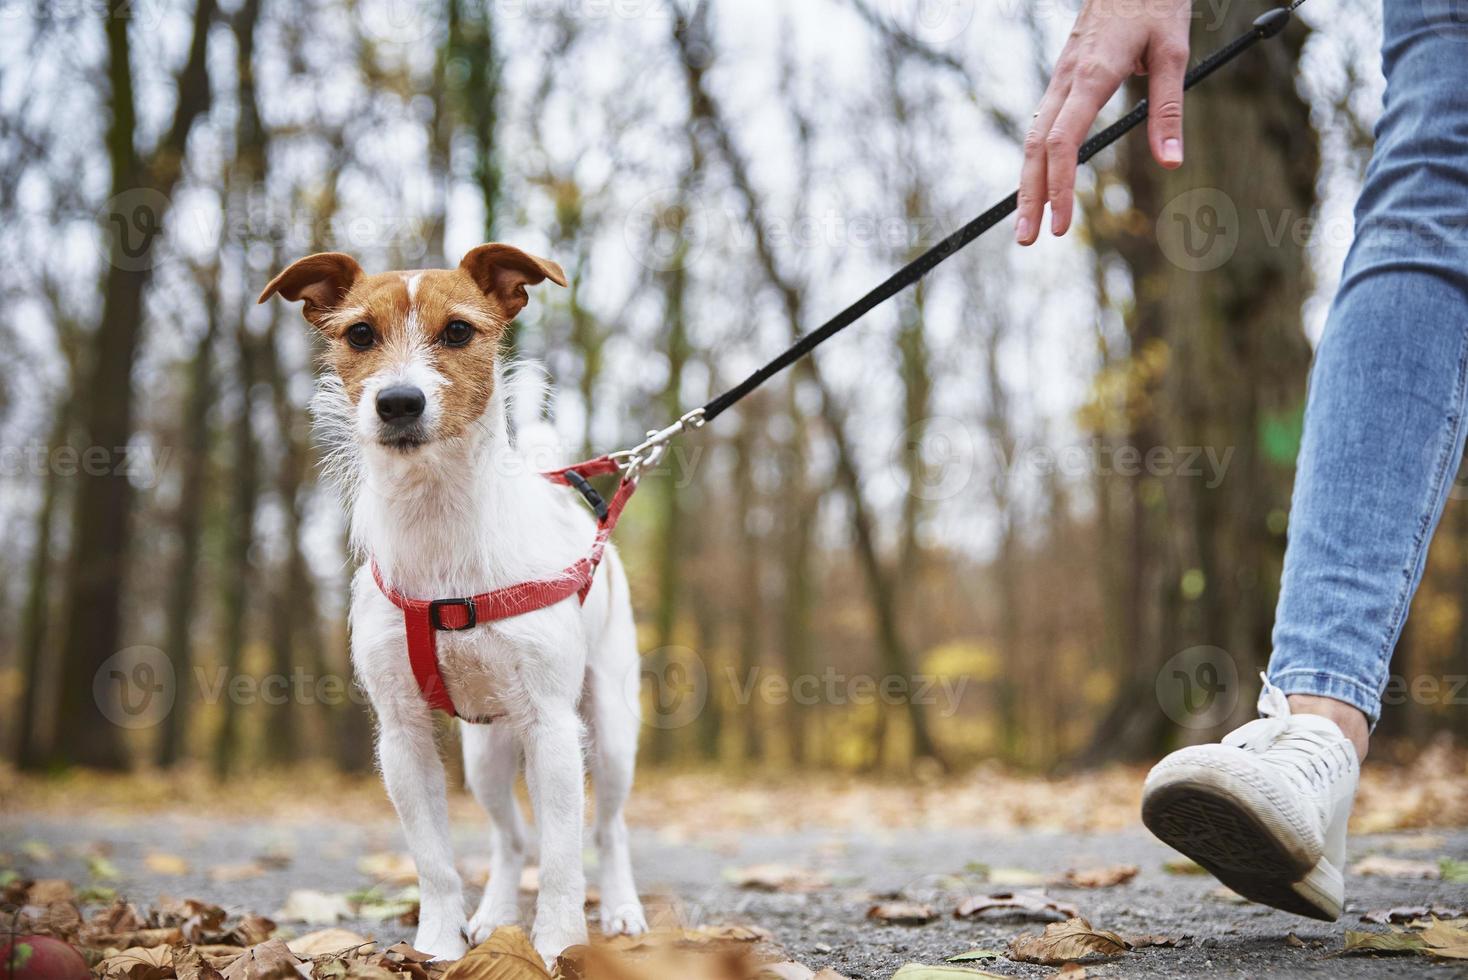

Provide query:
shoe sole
left=1142, top=775, right=1342, bottom=921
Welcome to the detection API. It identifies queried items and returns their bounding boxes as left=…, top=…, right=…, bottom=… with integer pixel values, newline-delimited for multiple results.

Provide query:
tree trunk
left=157, top=305, right=219, bottom=768
left=15, top=393, right=76, bottom=769
left=52, top=0, right=215, bottom=769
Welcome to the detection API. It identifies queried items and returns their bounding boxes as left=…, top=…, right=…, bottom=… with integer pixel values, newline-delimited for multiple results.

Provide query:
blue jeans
left=1268, top=1, right=1468, bottom=725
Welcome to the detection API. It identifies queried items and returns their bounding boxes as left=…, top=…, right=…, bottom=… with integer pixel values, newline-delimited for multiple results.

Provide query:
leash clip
left=610, top=408, right=706, bottom=482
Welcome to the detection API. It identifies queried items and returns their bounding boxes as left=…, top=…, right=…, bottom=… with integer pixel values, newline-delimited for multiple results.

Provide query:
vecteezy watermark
left=725, top=666, right=971, bottom=715
left=97, top=187, right=173, bottom=272
left=1156, top=187, right=1240, bottom=273
left=1156, top=645, right=1239, bottom=730
left=1381, top=673, right=1468, bottom=707
left=888, top=418, right=1236, bottom=501
left=640, top=645, right=709, bottom=731
left=0, top=442, right=172, bottom=489
left=881, top=0, right=976, bottom=44
left=94, top=646, right=176, bottom=729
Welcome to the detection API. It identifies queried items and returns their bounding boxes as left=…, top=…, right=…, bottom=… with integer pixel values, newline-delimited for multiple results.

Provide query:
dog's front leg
left=523, top=708, right=588, bottom=964
left=377, top=714, right=468, bottom=960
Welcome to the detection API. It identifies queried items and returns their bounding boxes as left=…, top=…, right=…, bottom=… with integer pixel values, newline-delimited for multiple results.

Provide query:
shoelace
left=1223, top=673, right=1346, bottom=789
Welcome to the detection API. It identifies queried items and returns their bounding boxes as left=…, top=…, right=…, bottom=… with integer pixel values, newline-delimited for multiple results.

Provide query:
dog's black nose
left=376, top=385, right=426, bottom=422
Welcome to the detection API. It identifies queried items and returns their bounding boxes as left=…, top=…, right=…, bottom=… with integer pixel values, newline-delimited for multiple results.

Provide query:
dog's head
left=259, top=244, right=565, bottom=452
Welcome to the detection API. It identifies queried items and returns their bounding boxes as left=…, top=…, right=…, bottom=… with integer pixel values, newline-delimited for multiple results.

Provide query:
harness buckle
left=429, top=597, right=478, bottom=631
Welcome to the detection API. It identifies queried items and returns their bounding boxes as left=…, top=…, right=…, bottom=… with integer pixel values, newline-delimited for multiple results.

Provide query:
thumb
left=1147, top=40, right=1188, bottom=168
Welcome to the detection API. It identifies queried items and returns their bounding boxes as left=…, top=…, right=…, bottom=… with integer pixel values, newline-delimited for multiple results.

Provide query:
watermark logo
left=358, top=0, right=445, bottom=45
left=1423, top=0, right=1468, bottom=41
left=1157, top=187, right=1239, bottom=272
left=97, top=188, right=171, bottom=272
left=890, top=415, right=977, bottom=502
left=640, top=645, right=708, bottom=730
left=94, top=646, right=175, bottom=729
left=883, top=0, right=975, bottom=44
left=1156, top=645, right=1239, bottom=730
left=623, top=188, right=708, bottom=272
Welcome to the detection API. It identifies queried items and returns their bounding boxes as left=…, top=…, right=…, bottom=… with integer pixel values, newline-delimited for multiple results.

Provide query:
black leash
left=696, top=4, right=1297, bottom=424
left=610, top=4, right=1300, bottom=474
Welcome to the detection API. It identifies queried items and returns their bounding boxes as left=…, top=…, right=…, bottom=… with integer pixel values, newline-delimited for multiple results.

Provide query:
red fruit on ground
left=1, top=937, right=91, bottom=980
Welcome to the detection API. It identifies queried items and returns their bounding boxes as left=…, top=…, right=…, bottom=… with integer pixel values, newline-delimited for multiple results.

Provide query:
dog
left=259, top=244, right=648, bottom=964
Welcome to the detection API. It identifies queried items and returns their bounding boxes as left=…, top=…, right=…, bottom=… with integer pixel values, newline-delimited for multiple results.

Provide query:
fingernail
left=1163, top=138, right=1183, bottom=164
left=1015, top=217, right=1031, bottom=243
left=1052, top=211, right=1064, bottom=235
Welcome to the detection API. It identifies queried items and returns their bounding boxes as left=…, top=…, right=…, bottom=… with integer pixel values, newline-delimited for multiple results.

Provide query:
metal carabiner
left=609, top=407, right=707, bottom=483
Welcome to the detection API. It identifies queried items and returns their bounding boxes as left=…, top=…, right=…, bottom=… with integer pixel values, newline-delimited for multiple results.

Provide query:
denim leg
left=1267, top=2, right=1468, bottom=725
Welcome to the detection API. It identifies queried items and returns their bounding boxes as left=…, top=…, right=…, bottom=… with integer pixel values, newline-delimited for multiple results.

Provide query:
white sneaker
left=1141, top=674, right=1360, bottom=920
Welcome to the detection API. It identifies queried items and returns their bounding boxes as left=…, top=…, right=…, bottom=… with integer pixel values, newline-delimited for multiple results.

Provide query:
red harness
left=370, top=455, right=636, bottom=721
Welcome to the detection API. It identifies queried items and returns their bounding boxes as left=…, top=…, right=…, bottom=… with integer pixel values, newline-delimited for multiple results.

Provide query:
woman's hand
left=1016, top=0, right=1193, bottom=245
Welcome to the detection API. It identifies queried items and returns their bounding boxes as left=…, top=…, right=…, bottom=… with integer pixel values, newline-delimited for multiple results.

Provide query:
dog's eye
left=441, top=320, right=474, bottom=348
left=346, top=323, right=375, bottom=349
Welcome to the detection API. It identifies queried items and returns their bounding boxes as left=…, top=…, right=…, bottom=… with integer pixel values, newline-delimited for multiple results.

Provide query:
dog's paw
left=412, top=923, right=468, bottom=962
left=532, top=915, right=588, bottom=969
left=598, top=900, right=648, bottom=937
left=466, top=903, right=520, bottom=946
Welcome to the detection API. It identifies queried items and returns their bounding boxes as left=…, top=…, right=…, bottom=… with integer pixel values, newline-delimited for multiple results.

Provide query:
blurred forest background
left=1, top=0, right=1460, bottom=781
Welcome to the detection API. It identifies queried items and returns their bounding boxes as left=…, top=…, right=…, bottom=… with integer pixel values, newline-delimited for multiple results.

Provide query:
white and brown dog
left=260, top=244, right=647, bottom=964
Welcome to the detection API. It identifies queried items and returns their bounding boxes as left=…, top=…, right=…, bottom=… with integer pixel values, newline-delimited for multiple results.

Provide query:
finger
left=1045, top=64, right=1121, bottom=237
left=1146, top=38, right=1188, bottom=168
left=1016, top=76, right=1069, bottom=246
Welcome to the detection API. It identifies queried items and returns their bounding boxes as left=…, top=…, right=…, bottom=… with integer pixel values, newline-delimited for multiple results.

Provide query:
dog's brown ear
left=458, top=243, right=567, bottom=320
left=258, top=252, right=363, bottom=324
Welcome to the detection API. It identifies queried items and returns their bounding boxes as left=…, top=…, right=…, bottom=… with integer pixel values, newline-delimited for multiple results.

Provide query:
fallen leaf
left=1420, top=918, right=1468, bottom=958
left=146, top=854, right=192, bottom=876
left=276, top=891, right=353, bottom=925
left=28, top=879, right=75, bottom=904
left=1349, top=856, right=1440, bottom=879
left=175, top=944, right=226, bottom=980
left=209, top=864, right=265, bottom=883
left=724, top=864, right=828, bottom=893
left=1161, top=858, right=1206, bottom=875
left=945, top=949, right=1001, bottom=962
left=866, top=902, right=936, bottom=925
left=227, top=916, right=277, bottom=947
left=286, top=929, right=374, bottom=958
left=442, top=927, right=549, bottom=978
left=20, top=841, right=55, bottom=863
left=987, top=868, right=1047, bottom=887
left=756, top=964, right=814, bottom=980
left=220, top=939, right=305, bottom=980
left=1440, top=859, right=1468, bottom=883
left=1008, top=917, right=1130, bottom=966
left=1361, top=905, right=1466, bottom=925
left=357, top=854, right=418, bottom=887
left=1062, top=865, right=1138, bottom=889
left=1343, top=930, right=1429, bottom=955
left=1382, top=834, right=1447, bottom=853
left=1050, top=966, right=1087, bottom=979
left=890, top=966, right=1006, bottom=979
left=954, top=891, right=1079, bottom=922
left=99, top=946, right=174, bottom=980
left=1208, top=887, right=1249, bottom=904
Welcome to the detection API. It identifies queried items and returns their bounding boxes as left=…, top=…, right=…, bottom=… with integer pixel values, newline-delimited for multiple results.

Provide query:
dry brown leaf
left=20, top=900, right=83, bottom=941
left=286, top=930, right=375, bottom=958
left=357, top=854, right=418, bottom=887
left=1362, top=905, right=1466, bottom=925
left=954, top=891, right=1079, bottom=922
left=28, top=879, right=76, bottom=904
left=220, top=939, right=305, bottom=980
left=209, top=864, right=266, bottom=883
left=146, top=854, right=192, bottom=876
left=1420, top=918, right=1468, bottom=958
left=176, top=944, right=227, bottom=980
left=99, top=945, right=175, bottom=980
left=277, top=891, right=352, bottom=925
left=1062, top=865, right=1137, bottom=889
left=441, top=928, right=549, bottom=979
left=865, top=903, right=936, bottom=926
left=1342, top=930, right=1428, bottom=955
left=1123, top=934, right=1183, bottom=949
left=1348, top=856, right=1440, bottom=879
left=228, top=916, right=278, bottom=948
left=1050, top=966, right=1086, bottom=979
left=724, top=864, right=828, bottom=893
left=1007, top=918, right=1130, bottom=966
left=754, top=964, right=813, bottom=980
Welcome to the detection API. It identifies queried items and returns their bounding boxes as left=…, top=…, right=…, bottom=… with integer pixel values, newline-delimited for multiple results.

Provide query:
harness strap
left=370, top=455, right=637, bottom=721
